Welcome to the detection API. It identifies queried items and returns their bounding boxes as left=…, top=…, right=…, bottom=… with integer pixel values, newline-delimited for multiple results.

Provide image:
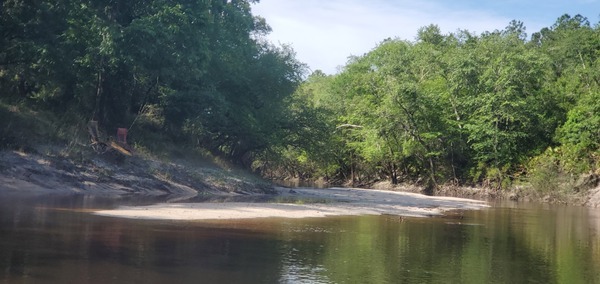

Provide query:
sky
left=251, top=0, right=599, bottom=75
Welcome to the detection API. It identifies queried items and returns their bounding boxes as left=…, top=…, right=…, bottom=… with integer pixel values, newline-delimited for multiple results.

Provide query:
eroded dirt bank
left=0, top=149, right=272, bottom=199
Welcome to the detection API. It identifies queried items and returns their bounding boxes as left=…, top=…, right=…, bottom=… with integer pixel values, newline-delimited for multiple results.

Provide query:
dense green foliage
left=1, top=0, right=305, bottom=165
left=1, top=3, right=598, bottom=190
left=266, top=15, right=600, bottom=189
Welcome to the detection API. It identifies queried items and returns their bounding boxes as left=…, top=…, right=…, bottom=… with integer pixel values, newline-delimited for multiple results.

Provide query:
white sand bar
left=94, top=187, right=489, bottom=220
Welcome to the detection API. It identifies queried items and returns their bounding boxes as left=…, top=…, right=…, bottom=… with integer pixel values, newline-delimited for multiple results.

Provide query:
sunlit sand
left=94, top=187, right=489, bottom=220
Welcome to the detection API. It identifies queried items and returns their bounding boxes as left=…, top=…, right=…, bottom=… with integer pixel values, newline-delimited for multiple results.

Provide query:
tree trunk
left=390, top=162, right=398, bottom=185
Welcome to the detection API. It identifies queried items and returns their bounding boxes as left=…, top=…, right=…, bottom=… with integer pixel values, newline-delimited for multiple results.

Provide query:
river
left=1, top=193, right=599, bottom=283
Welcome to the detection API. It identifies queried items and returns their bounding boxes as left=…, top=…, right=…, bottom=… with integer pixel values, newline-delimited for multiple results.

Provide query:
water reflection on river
left=1, top=193, right=599, bottom=283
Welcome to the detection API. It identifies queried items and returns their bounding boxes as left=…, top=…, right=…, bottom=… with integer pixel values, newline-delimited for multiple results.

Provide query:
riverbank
left=0, top=148, right=273, bottom=199
left=0, top=148, right=490, bottom=220
left=370, top=180, right=600, bottom=207
left=2, top=145, right=599, bottom=222
left=0, top=147, right=490, bottom=221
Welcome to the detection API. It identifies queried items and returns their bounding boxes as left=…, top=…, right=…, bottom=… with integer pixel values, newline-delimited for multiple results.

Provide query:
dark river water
left=1, top=193, right=600, bottom=284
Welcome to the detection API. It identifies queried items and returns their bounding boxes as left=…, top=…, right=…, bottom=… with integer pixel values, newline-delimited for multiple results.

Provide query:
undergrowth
left=0, top=100, right=273, bottom=194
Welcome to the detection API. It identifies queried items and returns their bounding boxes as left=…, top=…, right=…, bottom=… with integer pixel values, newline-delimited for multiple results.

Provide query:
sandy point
left=93, top=187, right=489, bottom=220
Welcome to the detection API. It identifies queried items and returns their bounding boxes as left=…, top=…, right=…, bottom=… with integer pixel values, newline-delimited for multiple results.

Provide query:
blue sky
left=251, top=0, right=599, bottom=75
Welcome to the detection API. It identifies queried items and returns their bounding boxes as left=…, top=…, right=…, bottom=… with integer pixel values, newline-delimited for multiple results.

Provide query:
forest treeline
left=262, top=15, right=600, bottom=190
left=1, top=1, right=599, bottom=190
left=1, top=0, right=307, bottom=166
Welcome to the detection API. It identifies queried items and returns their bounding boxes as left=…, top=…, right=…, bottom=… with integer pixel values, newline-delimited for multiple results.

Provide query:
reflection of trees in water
left=311, top=209, right=599, bottom=283
left=1, top=197, right=600, bottom=283
left=83, top=220, right=285, bottom=283
left=0, top=196, right=284, bottom=283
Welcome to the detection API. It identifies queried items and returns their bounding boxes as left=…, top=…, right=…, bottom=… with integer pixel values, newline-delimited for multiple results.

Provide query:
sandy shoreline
left=2, top=149, right=487, bottom=221
left=94, top=187, right=489, bottom=220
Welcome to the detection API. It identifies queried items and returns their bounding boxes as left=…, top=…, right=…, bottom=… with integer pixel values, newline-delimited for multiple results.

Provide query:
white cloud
left=251, top=0, right=525, bottom=75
